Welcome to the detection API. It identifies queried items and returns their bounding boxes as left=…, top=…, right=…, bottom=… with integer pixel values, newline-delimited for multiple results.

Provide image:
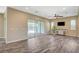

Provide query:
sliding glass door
left=28, top=19, right=45, bottom=38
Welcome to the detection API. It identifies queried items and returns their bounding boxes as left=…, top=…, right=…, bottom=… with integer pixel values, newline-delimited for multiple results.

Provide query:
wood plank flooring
left=0, top=35, right=79, bottom=53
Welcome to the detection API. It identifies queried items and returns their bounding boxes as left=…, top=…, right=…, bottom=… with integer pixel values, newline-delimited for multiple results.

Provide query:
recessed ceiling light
left=25, top=7, right=29, bottom=10
left=63, top=8, right=66, bottom=10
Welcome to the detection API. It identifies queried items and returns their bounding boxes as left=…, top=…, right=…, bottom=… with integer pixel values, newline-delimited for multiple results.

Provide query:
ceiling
left=10, top=6, right=79, bottom=19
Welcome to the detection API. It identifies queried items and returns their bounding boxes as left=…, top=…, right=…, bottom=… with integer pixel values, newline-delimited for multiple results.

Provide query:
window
left=51, top=22, right=54, bottom=30
left=40, top=22, right=44, bottom=33
left=70, top=20, right=76, bottom=30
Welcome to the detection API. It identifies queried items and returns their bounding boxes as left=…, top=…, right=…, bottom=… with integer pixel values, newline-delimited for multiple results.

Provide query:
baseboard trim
left=6, top=38, right=27, bottom=44
left=0, top=37, right=5, bottom=38
left=65, top=34, right=79, bottom=38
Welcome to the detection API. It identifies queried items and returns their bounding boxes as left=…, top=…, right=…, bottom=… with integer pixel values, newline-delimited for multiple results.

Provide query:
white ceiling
left=10, top=6, right=79, bottom=19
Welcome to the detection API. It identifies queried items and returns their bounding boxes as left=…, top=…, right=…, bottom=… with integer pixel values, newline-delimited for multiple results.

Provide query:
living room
left=0, top=6, right=79, bottom=53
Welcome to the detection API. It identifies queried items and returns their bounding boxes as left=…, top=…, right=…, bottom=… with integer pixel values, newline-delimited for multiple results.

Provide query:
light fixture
left=25, top=7, right=29, bottom=10
left=63, top=8, right=66, bottom=10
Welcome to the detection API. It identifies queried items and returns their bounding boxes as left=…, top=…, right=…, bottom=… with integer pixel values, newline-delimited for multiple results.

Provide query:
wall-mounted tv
left=57, top=22, right=65, bottom=26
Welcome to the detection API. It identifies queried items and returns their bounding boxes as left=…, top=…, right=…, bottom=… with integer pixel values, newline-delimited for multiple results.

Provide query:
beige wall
left=77, top=16, right=79, bottom=37
left=7, top=8, right=49, bottom=43
left=7, top=8, right=28, bottom=43
left=0, top=14, right=4, bottom=38
left=51, top=16, right=78, bottom=36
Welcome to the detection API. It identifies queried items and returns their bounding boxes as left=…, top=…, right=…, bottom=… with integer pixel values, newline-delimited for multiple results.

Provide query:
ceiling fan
left=54, top=14, right=63, bottom=18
